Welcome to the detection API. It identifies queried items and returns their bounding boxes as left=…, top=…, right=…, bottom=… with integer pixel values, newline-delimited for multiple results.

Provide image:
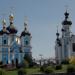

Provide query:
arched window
left=4, top=40, right=6, bottom=44
left=26, top=41, right=28, bottom=45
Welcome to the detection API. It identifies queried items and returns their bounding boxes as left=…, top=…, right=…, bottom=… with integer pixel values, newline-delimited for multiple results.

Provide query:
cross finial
left=65, top=5, right=68, bottom=12
left=24, top=16, right=28, bottom=25
left=64, top=5, right=69, bottom=20
left=56, top=25, right=59, bottom=37
left=24, top=16, right=29, bottom=31
left=10, top=6, right=15, bottom=15
left=9, top=7, right=15, bottom=22
left=57, top=25, right=58, bottom=33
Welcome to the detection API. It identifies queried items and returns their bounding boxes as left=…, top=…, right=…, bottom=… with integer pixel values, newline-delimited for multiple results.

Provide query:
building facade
left=55, top=11, right=75, bottom=64
left=0, top=13, right=32, bottom=65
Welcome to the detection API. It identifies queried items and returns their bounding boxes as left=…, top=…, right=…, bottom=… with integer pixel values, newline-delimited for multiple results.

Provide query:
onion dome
left=56, top=38, right=62, bottom=46
left=56, top=38, right=60, bottom=41
left=7, top=13, right=17, bottom=34
left=9, top=13, right=14, bottom=22
left=56, top=26, right=60, bottom=37
left=21, top=22, right=31, bottom=37
left=62, top=11, right=72, bottom=25
left=61, top=28, right=65, bottom=32
left=56, top=27, right=61, bottom=46
left=0, top=19, right=9, bottom=35
left=56, top=32, right=59, bottom=36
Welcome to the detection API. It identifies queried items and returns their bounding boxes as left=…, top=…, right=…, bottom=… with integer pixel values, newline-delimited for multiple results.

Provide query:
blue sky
left=0, top=0, right=75, bottom=59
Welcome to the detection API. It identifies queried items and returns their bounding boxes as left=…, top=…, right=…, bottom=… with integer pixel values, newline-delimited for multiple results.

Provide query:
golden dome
left=2, top=19, right=6, bottom=25
left=9, top=13, right=14, bottom=21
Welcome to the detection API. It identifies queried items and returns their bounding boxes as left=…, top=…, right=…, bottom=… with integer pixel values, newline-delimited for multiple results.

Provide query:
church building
left=55, top=11, right=75, bottom=64
left=0, top=13, right=32, bottom=65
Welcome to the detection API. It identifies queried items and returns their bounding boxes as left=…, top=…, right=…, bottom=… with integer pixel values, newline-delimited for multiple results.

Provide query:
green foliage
left=22, top=60, right=29, bottom=68
left=55, top=64, right=62, bottom=70
left=61, top=59, right=69, bottom=64
left=24, top=53, right=34, bottom=68
left=18, top=68, right=27, bottom=75
left=44, top=66, right=54, bottom=74
left=24, top=54, right=32, bottom=64
left=40, top=66, right=54, bottom=74
left=67, top=65, right=75, bottom=73
left=26, top=67, right=40, bottom=74
left=0, top=69, right=6, bottom=75
left=40, top=66, right=46, bottom=72
left=69, top=56, right=75, bottom=65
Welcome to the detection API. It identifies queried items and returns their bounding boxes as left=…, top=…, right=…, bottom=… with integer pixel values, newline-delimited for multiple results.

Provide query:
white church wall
left=71, top=35, right=75, bottom=56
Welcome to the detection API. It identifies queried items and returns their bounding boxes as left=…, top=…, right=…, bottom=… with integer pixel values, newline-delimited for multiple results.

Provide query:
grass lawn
left=0, top=65, right=70, bottom=75
left=26, top=67, right=42, bottom=74
left=0, top=67, right=41, bottom=75
left=6, top=70, right=17, bottom=75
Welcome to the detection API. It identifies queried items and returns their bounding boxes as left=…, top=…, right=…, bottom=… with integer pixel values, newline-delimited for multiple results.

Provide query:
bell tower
left=20, top=19, right=32, bottom=60
left=61, top=10, right=72, bottom=59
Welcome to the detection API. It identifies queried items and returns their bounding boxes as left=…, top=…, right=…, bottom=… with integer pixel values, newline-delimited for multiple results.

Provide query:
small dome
left=64, top=11, right=69, bottom=19
left=2, top=19, right=6, bottom=25
left=62, top=11, right=72, bottom=25
left=61, top=28, right=65, bottom=32
left=9, top=13, right=14, bottom=18
left=56, top=32, right=59, bottom=36
left=9, top=13, right=14, bottom=22
left=56, top=38, right=60, bottom=41
left=56, top=38, right=62, bottom=46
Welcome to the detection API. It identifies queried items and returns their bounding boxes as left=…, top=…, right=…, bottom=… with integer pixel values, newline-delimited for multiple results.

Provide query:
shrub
left=19, top=60, right=29, bottom=68
left=67, top=65, right=75, bottom=73
left=18, top=68, right=27, bottom=75
left=61, top=60, right=69, bottom=64
left=69, top=56, right=75, bottom=65
left=40, top=65, right=54, bottom=74
left=0, top=69, right=6, bottom=75
left=40, top=66, right=46, bottom=72
left=45, top=66, right=54, bottom=74
left=55, top=64, right=62, bottom=70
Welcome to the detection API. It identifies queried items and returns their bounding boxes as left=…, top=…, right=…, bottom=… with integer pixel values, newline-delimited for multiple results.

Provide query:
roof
left=7, top=25, right=17, bottom=34
left=62, top=20, right=72, bottom=25
left=21, top=31, right=31, bottom=37
left=62, top=11, right=72, bottom=25
left=0, top=29, right=9, bottom=35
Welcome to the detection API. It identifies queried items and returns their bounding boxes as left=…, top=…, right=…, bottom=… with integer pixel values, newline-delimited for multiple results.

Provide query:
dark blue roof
left=7, top=26, right=17, bottom=34
left=21, top=31, right=31, bottom=37
left=0, top=29, right=9, bottom=35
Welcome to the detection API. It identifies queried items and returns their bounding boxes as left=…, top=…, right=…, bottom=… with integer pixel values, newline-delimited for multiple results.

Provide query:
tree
left=24, top=53, right=32, bottom=63
left=69, top=56, right=75, bottom=65
left=24, top=53, right=33, bottom=67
